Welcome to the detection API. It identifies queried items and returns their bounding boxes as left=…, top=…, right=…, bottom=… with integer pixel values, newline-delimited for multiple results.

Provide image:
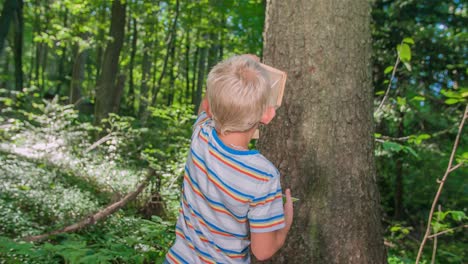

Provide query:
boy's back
left=165, top=113, right=285, bottom=263
left=165, top=55, right=293, bottom=263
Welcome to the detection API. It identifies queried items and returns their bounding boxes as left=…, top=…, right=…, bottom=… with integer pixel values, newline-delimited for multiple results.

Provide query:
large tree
left=257, top=0, right=386, bottom=263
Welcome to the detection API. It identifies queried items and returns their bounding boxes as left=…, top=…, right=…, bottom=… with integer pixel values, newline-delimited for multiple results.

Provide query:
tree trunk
left=95, top=3, right=107, bottom=87
left=207, top=33, right=219, bottom=72
left=257, top=1, right=386, bottom=263
left=94, top=0, right=126, bottom=125
left=0, top=0, right=18, bottom=57
left=12, top=0, right=22, bottom=91
left=193, top=41, right=207, bottom=114
left=55, top=8, right=68, bottom=95
left=1, top=48, right=9, bottom=88
left=69, top=45, right=86, bottom=104
left=166, top=38, right=177, bottom=106
left=190, top=46, right=199, bottom=105
left=139, top=37, right=153, bottom=117
left=150, top=0, right=179, bottom=108
left=184, top=30, right=190, bottom=103
left=394, top=112, right=405, bottom=220
left=128, top=17, right=137, bottom=106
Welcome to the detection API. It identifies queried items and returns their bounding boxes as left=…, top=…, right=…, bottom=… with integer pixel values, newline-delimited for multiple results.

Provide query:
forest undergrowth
left=0, top=89, right=192, bottom=263
left=0, top=89, right=466, bottom=264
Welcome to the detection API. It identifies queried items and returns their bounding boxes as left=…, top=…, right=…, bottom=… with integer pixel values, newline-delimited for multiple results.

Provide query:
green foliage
left=373, top=0, right=467, bottom=262
left=0, top=88, right=187, bottom=262
left=0, top=215, right=174, bottom=263
left=0, top=0, right=466, bottom=262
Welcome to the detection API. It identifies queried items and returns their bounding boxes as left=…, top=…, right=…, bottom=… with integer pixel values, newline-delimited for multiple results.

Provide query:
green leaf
left=415, top=134, right=431, bottom=145
left=403, top=61, right=412, bottom=71
left=17, top=185, right=31, bottom=191
left=397, top=43, right=411, bottom=62
left=404, top=146, right=419, bottom=158
left=374, top=133, right=382, bottom=138
left=449, top=211, right=466, bottom=222
left=445, top=98, right=460, bottom=105
left=382, top=141, right=403, bottom=152
left=432, top=222, right=444, bottom=233
left=402, top=37, right=415, bottom=45
left=384, top=66, right=394, bottom=74
left=397, top=96, right=406, bottom=106
left=441, top=89, right=462, bottom=98
left=282, top=195, right=299, bottom=203
left=375, top=91, right=385, bottom=96
left=411, top=95, right=425, bottom=101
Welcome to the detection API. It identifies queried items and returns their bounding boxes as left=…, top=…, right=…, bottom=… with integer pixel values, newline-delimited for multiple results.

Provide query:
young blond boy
left=165, top=55, right=293, bottom=263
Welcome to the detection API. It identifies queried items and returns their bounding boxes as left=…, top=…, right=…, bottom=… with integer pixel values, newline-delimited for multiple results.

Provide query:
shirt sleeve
left=193, top=111, right=210, bottom=128
left=248, top=171, right=285, bottom=233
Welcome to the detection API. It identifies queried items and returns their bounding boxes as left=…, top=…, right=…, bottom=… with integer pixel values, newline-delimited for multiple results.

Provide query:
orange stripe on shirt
left=209, top=148, right=269, bottom=182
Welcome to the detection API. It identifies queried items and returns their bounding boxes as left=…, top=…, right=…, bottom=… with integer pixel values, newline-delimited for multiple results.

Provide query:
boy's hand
left=283, top=189, right=294, bottom=231
left=244, top=54, right=260, bottom=62
left=250, top=188, right=294, bottom=260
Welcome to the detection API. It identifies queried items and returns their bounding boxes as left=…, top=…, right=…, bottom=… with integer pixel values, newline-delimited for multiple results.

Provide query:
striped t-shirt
left=165, top=112, right=285, bottom=264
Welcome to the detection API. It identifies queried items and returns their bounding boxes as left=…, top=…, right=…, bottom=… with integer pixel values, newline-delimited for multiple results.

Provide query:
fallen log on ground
left=23, top=169, right=155, bottom=242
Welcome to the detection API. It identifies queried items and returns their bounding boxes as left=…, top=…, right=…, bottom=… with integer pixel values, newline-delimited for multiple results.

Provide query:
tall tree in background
left=258, top=0, right=386, bottom=263
left=11, top=0, right=22, bottom=91
left=94, top=0, right=126, bottom=124
left=0, top=0, right=18, bottom=56
left=0, top=0, right=23, bottom=90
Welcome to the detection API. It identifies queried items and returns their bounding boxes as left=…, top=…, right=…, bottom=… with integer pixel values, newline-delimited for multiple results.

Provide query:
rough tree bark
left=257, top=0, right=386, bottom=263
left=94, top=0, right=126, bottom=125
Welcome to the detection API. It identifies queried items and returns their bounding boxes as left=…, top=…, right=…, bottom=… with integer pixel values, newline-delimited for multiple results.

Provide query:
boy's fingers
left=244, top=54, right=260, bottom=62
left=285, top=189, right=292, bottom=201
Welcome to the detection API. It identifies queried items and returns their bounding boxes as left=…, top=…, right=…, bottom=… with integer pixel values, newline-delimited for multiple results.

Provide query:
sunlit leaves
left=397, top=37, right=414, bottom=71
left=380, top=141, right=419, bottom=158
left=408, top=134, right=431, bottom=145
left=441, top=88, right=468, bottom=105
left=384, top=66, right=394, bottom=74
left=397, top=43, right=411, bottom=62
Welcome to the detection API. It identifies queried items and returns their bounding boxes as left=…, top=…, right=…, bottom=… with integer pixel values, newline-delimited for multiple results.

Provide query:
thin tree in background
left=0, top=0, right=23, bottom=90
left=149, top=0, right=180, bottom=109
left=0, top=0, right=19, bottom=57
left=11, top=0, right=23, bottom=91
left=94, top=0, right=126, bottom=125
left=257, top=0, right=386, bottom=263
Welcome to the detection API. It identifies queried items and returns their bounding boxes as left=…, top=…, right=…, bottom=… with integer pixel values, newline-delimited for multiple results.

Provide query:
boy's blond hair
left=206, top=55, right=270, bottom=135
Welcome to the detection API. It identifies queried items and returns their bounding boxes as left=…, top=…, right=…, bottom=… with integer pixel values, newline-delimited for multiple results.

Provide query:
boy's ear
left=260, top=107, right=276, bottom=125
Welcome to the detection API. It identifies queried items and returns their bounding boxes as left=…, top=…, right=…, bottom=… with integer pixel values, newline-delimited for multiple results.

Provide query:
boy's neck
left=217, top=126, right=257, bottom=150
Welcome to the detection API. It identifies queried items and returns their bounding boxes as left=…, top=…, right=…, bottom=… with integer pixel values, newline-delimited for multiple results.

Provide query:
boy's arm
left=250, top=189, right=294, bottom=261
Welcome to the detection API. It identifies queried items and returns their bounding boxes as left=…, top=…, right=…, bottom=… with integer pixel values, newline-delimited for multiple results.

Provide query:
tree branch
left=85, top=132, right=114, bottom=153
left=428, top=224, right=468, bottom=239
left=375, top=56, right=400, bottom=113
left=23, top=169, right=155, bottom=242
left=415, top=104, right=468, bottom=264
left=430, top=205, right=441, bottom=264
